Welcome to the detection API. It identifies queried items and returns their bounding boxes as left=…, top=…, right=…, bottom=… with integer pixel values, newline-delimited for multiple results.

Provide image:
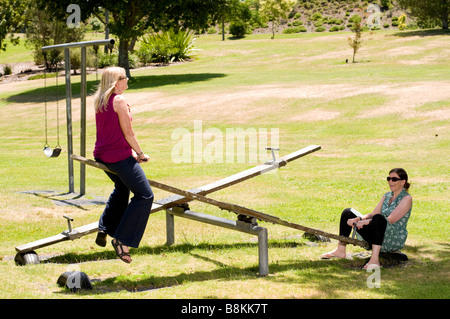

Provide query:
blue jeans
left=96, top=156, right=154, bottom=248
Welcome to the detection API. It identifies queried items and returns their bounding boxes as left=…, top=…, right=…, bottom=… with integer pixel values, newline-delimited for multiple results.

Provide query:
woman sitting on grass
left=321, top=168, right=412, bottom=269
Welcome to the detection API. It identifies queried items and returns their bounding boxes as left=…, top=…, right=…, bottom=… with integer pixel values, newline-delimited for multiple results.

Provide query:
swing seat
left=43, top=146, right=62, bottom=158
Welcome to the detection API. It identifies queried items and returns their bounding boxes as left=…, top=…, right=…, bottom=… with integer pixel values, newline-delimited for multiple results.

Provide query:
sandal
left=95, top=231, right=107, bottom=247
left=111, top=239, right=132, bottom=263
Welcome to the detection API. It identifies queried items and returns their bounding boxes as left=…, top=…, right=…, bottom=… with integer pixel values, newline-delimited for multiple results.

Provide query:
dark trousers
left=96, top=156, right=154, bottom=248
left=339, top=208, right=387, bottom=247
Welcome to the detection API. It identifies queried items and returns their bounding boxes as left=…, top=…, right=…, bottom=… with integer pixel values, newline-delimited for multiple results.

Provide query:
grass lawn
left=0, top=29, right=449, bottom=300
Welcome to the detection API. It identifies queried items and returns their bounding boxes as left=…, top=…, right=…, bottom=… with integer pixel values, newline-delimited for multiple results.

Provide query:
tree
left=217, top=0, right=252, bottom=40
left=25, top=0, right=84, bottom=70
left=259, top=0, right=295, bottom=39
left=347, top=20, right=363, bottom=63
left=0, top=0, right=26, bottom=52
left=37, top=0, right=228, bottom=77
left=397, top=0, right=449, bottom=30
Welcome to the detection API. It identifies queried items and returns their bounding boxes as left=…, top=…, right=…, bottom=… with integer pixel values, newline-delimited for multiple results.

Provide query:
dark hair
left=389, top=168, right=410, bottom=191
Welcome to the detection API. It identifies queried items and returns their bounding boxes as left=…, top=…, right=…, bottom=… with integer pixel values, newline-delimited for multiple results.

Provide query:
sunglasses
left=118, top=76, right=128, bottom=80
left=387, top=177, right=403, bottom=182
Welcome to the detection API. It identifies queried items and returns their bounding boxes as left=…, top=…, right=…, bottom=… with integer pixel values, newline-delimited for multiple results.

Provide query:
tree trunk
left=118, top=38, right=131, bottom=78
left=222, top=19, right=225, bottom=41
left=442, top=12, right=449, bottom=29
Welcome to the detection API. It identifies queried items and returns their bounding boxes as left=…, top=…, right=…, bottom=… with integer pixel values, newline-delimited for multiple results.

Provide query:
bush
left=98, top=51, right=118, bottom=68
left=312, top=12, right=322, bottom=20
left=329, top=26, right=340, bottom=32
left=229, top=21, right=247, bottom=38
left=283, top=26, right=307, bottom=34
left=3, top=65, right=12, bottom=75
left=314, top=20, right=323, bottom=27
left=207, top=27, right=217, bottom=34
left=315, top=26, right=326, bottom=32
left=349, top=14, right=362, bottom=23
left=137, top=29, right=196, bottom=65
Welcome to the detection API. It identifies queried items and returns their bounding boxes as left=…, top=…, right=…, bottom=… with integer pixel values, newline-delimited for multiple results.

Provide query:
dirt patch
left=0, top=62, right=43, bottom=83
left=358, top=82, right=450, bottom=119
left=123, top=81, right=450, bottom=123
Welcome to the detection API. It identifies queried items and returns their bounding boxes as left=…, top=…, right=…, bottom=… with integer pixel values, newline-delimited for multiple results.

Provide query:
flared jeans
left=96, top=156, right=154, bottom=248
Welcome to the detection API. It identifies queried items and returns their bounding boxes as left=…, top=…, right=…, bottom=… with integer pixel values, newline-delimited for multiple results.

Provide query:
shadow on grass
left=48, top=240, right=365, bottom=296
left=48, top=241, right=448, bottom=297
left=6, top=73, right=227, bottom=104
left=389, top=29, right=450, bottom=38
left=44, top=240, right=304, bottom=265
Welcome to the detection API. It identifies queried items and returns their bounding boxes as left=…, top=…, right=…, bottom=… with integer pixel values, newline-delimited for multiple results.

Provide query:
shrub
left=283, top=26, right=307, bottom=34
left=98, top=51, right=118, bottom=68
left=349, top=14, right=362, bottom=23
left=137, top=29, right=196, bottom=65
left=312, top=12, right=322, bottom=20
left=229, top=21, right=247, bottom=38
left=329, top=26, right=340, bottom=32
left=3, top=65, right=12, bottom=75
left=283, top=27, right=297, bottom=34
left=315, top=26, right=326, bottom=32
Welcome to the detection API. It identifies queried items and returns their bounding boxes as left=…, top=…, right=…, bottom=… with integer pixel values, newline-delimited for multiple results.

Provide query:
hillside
left=245, top=0, right=413, bottom=35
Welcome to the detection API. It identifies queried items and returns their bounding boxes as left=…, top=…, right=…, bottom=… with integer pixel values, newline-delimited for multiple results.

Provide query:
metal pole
left=165, top=211, right=175, bottom=246
left=104, top=10, right=110, bottom=54
left=80, top=47, right=87, bottom=195
left=257, top=228, right=269, bottom=276
left=42, top=39, right=115, bottom=52
left=166, top=207, right=270, bottom=276
left=64, top=48, right=74, bottom=194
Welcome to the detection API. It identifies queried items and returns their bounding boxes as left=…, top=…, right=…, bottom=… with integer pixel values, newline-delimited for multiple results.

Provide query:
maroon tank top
left=94, top=93, right=132, bottom=163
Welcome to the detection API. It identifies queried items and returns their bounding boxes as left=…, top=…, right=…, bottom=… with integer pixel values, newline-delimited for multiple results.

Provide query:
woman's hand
left=137, top=153, right=150, bottom=164
left=133, top=150, right=149, bottom=163
left=355, top=219, right=371, bottom=229
left=347, top=217, right=371, bottom=229
left=347, top=217, right=360, bottom=227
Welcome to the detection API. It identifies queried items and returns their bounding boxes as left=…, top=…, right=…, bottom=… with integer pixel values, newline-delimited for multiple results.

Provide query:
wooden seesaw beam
left=71, top=151, right=368, bottom=249
left=15, top=145, right=321, bottom=255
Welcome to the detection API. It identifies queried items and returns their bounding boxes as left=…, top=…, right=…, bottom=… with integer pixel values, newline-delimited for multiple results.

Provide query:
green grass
left=0, top=29, right=449, bottom=299
left=0, top=36, right=34, bottom=64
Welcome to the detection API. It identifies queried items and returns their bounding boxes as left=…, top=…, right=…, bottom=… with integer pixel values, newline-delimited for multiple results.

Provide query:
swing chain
left=55, top=63, right=61, bottom=148
left=43, top=67, right=49, bottom=148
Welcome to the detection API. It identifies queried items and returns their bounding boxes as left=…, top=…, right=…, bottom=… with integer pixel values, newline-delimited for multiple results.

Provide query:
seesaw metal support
left=166, top=206, right=269, bottom=276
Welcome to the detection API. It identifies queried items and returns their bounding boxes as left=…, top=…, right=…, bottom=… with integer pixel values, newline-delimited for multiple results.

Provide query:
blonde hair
left=93, top=67, right=126, bottom=113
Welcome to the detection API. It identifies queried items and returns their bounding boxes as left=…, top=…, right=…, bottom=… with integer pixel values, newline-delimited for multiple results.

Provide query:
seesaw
left=15, top=145, right=368, bottom=275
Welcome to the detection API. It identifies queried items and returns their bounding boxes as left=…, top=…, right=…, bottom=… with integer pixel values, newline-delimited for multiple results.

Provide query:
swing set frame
left=41, top=39, right=115, bottom=195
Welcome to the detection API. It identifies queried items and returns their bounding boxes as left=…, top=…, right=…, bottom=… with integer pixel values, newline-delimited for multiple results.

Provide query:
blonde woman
left=93, top=67, right=153, bottom=263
